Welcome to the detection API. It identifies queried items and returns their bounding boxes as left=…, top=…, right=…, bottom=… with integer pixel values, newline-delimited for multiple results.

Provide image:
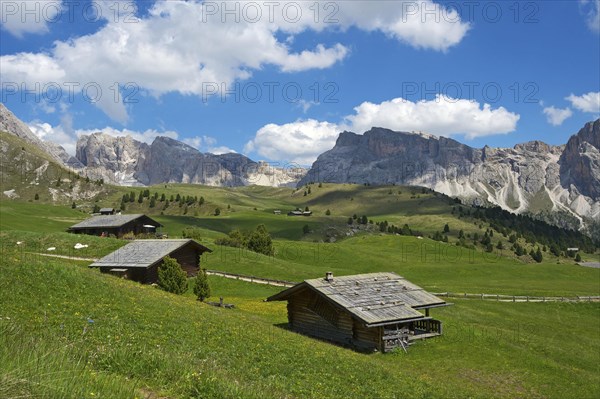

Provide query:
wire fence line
left=431, top=292, right=600, bottom=303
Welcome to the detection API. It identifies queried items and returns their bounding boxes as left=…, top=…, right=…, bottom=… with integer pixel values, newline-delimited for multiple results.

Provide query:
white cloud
left=334, top=1, right=470, bottom=51
left=345, top=95, right=520, bottom=139
left=244, top=119, right=340, bottom=165
left=244, top=95, right=520, bottom=163
left=1, top=1, right=469, bottom=122
left=0, top=0, right=63, bottom=38
left=566, top=91, right=600, bottom=113
left=580, top=0, right=600, bottom=32
left=208, top=146, right=237, bottom=155
left=29, top=120, right=235, bottom=157
left=29, top=121, right=76, bottom=155
left=183, top=135, right=236, bottom=154
left=543, top=106, right=573, bottom=126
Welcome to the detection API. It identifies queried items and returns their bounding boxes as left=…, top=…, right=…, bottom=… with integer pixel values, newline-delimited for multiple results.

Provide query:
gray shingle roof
left=69, top=214, right=161, bottom=229
left=89, top=239, right=211, bottom=269
left=267, top=272, right=446, bottom=326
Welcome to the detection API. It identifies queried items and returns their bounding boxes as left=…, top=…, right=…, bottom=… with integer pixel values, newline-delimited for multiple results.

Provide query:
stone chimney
left=325, top=271, right=333, bottom=282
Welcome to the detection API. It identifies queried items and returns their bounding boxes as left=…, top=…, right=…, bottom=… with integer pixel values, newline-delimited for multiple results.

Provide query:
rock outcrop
left=300, top=122, right=600, bottom=231
left=75, top=133, right=304, bottom=187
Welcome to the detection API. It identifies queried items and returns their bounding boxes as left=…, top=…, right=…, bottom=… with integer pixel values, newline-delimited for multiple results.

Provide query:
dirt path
left=28, top=252, right=99, bottom=262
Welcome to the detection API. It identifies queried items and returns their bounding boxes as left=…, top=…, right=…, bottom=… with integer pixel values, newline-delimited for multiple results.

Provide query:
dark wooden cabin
left=68, top=214, right=162, bottom=237
left=89, top=239, right=212, bottom=283
left=99, top=208, right=116, bottom=215
left=267, top=272, right=449, bottom=352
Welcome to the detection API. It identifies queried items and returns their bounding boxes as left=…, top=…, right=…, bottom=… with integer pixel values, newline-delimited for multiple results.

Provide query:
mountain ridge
left=299, top=121, right=600, bottom=233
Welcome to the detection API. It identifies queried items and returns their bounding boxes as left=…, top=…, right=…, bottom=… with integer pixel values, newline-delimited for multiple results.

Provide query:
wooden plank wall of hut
left=172, top=247, right=201, bottom=276
left=288, top=291, right=353, bottom=345
left=352, top=319, right=381, bottom=351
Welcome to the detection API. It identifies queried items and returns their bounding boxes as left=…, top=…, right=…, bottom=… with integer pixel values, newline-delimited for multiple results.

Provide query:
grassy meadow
left=1, top=182, right=599, bottom=398
left=1, top=252, right=598, bottom=399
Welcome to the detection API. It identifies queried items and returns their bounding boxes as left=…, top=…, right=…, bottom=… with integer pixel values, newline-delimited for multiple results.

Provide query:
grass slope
left=0, top=253, right=598, bottom=399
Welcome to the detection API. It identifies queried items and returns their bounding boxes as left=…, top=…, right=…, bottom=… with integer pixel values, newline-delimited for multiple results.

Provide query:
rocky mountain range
left=0, top=103, right=305, bottom=188
left=75, top=133, right=305, bottom=187
left=1, top=101, right=598, bottom=233
left=300, top=121, right=600, bottom=232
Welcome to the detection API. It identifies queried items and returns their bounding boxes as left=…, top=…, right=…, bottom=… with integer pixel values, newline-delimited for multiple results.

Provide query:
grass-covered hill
left=0, top=131, right=116, bottom=207
left=1, top=247, right=599, bottom=399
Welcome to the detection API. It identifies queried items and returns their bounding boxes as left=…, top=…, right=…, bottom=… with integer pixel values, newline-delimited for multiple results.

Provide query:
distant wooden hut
left=89, top=239, right=212, bottom=283
left=99, top=208, right=116, bottom=215
left=267, top=272, right=449, bottom=352
left=68, top=214, right=162, bottom=237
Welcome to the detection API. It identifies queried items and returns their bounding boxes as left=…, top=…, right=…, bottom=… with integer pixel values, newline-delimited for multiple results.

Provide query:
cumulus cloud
left=244, top=119, right=341, bottom=165
left=566, top=91, right=600, bottom=113
left=183, top=135, right=236, bottom=154
left=345, top=95, right=519, bottom=139
left=244, top=95, right=520, bottom=164
left=580, top=0, right=600, bottom=32
left=29, top=121, right=76, bottom=155
left=1, top=1, right=469, bottom=122
left=543, top=106, right=573, bottom=126
left=0, top=0, right=63, bottom=38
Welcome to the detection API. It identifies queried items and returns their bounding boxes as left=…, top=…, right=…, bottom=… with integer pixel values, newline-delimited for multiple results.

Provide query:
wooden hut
left=267, top=272, right=449, bottom=352
left=89, top=239, right=212, bottom=283
left=68, top=214, right=162, bottom=237
left=99, top=208, right=116, bottom=215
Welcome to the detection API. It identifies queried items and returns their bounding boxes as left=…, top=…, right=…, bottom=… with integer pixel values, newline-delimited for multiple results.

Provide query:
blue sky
left=1, top=0, right=599, bottom=165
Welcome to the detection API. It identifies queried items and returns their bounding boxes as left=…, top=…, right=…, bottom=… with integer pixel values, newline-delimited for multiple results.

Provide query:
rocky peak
left=0, top=102, right=65, bottom=165
left=559, top=119, right=600, bottom=200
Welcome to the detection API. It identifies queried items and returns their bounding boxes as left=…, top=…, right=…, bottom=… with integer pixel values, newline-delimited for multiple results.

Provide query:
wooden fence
left=205, top=270, right=298, bottom=287
left=431, top=292, right=600, bottom=303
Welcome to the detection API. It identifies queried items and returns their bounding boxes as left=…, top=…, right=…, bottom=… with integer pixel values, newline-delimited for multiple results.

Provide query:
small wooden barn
left=267, top=272, right=449, bottom=352
left=68, top=214, right=162, bottom=237
left=99, top=208, right=116, bottom=215
left=89, top=239, right=212, bottom=283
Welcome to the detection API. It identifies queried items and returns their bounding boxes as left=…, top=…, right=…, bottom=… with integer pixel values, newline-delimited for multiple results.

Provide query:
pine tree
left=138, top=192, right=144, bottom=203
left=157, top=256, right=188, bottom=294
left=34, top=193, right=39, bottom=200
left=71, top=201, right=76, bottom=209
left=194, top=268, right=211, bottom=301
left=149, top=197, right=156, bottom=208
left=303, top=224, right=310, bottom=234
left=534, top=247, right=543, bottom=263
left=247, top=224, right=274, bottom=256
left=325, top=209, right=331, bottom=216
left=443, top=223, right=450, bottom=233
left=160, top=193, right=166, bottom=202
